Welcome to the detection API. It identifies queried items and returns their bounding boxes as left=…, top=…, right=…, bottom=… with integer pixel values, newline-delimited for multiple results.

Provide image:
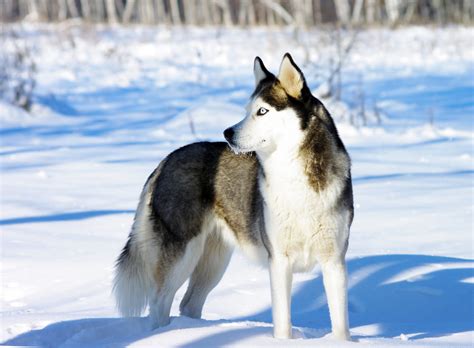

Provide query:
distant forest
left=1, top=0, right=473, bottom=26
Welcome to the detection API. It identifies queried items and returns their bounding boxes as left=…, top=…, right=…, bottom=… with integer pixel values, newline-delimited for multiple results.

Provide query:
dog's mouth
left=228, top=143, right=252, bottom=154
left=227, top=139, right=266, bottom=154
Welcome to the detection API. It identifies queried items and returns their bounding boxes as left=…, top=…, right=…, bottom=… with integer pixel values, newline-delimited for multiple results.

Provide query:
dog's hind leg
left=149, top=234, right=207, bottom=329
left=320, top=255, right=351, bottom=340
left=179, top=231, right=233, bottom=319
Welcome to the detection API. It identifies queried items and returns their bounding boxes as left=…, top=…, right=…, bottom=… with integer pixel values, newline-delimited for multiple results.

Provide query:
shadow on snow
left=3, top=254, right=473, bottom=347
left=0, top=209, right=134, bottom=225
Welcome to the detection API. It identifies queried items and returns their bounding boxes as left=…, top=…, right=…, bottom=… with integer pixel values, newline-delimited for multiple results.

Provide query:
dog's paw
left=326, top=330, right=353, bottom=341
left=291, top=328, right=306, bottom=339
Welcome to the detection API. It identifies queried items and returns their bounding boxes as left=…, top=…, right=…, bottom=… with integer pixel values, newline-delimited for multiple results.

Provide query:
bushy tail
left=113, top=238, right=155, bottom=317
left=113, top=161, right=164, bottom=317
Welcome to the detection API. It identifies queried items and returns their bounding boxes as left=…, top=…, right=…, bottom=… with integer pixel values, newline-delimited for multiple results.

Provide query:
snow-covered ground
left=1, top=24, right=473, bottom=347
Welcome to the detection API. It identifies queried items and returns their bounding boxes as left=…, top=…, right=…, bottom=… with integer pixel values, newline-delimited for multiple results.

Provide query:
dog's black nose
left=223, top=127, right=234, bottom=143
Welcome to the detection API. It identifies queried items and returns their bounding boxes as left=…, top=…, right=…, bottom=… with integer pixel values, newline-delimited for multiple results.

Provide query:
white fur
left=230, top=98, right=284, bottom=154
left=321, top=259, right=350, bottom=340
left=258, top=130, right=349, bottom=271
left=149, top=232, right=207, bottom=328
left=113, top=171, right=160, bottom=318
left=269, top=255, right=293, bottom=339
left=179, top=221, right=234, bottom=319
left=214, top=215, right=268, bottom=265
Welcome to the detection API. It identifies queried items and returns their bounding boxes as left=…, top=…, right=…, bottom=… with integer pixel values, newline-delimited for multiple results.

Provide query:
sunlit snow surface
left=1, top=24, right=473, bottom=347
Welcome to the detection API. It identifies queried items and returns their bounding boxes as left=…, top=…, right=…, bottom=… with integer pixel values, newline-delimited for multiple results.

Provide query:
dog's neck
left=256, top=121, right=347, bottom=193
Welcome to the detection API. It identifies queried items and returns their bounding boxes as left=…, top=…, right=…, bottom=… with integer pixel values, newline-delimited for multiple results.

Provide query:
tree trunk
left=366, top=0, right=376, bottom=23
left=403, top=0, right=417, bottom=23
left=115, top=0, right=124, bottom=19
left=385, top=0, right=400, bottom=24
left=170, top=0, right=181, bottom=25
left=105, top=0, right=117, bottom=23
left=210, top=0, right=221, bottom=25
left=67, top=0, right=79, bottom=18
left=334, top=0, right=351, bottom=24
left=122, top=0, right=136, bottom=23
left=262, top=0, right=293, bottom=25
left=27, top=0, right=40, bottom=20
left=80, top=0, right=91, bottom=20
left=266, top=1, right=276, bottom=26
left=93, top=0, right=105, bottom=22
left=292, top=0, right=306, bottom=27
left=216, top=0, right=232, bottom=26
left=304, top=0, right=313, bottom=27
left=351, top=0, right=364, bottom=23
left=185, top=0, right=197, bottom=25
left=463, top=0, right=472, bottom=23
left=314, top=0, right=322, bottom=24
left=239, top=0, right=257, bottom=26
left=247, top=0, right=256, bottom=26
left=154, top=0, right=166, bottom=24
left=238, top=0, right=247, bottom=25
left=142, top=0, right=154, bottom=24
left=58, top=0, right=68, bottom=20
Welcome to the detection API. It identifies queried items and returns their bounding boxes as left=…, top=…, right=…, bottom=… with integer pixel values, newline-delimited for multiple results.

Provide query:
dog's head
left=224, top=53, right=313, bottom=156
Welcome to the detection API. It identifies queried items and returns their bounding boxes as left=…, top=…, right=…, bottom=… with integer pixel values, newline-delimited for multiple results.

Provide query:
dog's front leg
left=269, top=254, right=293, bottom=339
left=320, top=257, right=351, bottom=340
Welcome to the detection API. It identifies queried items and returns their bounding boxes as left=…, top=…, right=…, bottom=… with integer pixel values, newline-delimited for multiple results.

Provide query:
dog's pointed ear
left=254, top=56, right=271, bottom=86
left=278, top=53, right=306, bottom=99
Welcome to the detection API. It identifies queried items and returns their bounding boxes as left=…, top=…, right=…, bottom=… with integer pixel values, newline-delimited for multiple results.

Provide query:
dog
left=113, top=53, right=353, bottom=340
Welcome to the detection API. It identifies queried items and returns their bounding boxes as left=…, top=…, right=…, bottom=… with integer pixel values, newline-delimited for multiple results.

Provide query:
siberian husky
left=114, top=53, right=353, bottom=340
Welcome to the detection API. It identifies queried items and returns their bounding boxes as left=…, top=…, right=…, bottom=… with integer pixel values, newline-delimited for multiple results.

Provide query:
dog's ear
left=254, top=56, right=272, bottom=86
left=277, top=53, right=306, bottom=99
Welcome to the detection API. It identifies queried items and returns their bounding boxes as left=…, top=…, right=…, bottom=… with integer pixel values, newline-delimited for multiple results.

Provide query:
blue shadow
left=342, top=70, right=474, bottom=130
left=240, top=255, right=473, bottom=335
left=0, top=209, right=134, bottom=225
left=353, top=169, right=474, bottom=183
left=3, top=254, right=473, bottom=347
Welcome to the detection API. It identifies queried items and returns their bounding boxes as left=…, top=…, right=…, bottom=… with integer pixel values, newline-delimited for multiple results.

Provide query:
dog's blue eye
left=257, top=107, right=268, bottom=116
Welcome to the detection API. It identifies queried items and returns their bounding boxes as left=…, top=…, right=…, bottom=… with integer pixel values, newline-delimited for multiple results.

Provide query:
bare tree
left=170, top=0, right=181, bottom=25
left=0, top=29, right=37, bottom=111
left=352, top=0, right=364, bottom=24
left=58, top=0, right=68, bottom=21
left=105, top=0, right=117, bottom=23
left=80, top=0, right=92, bottom=21
left=67, top=0, right=79, bottom=18
left=403, top=0, right=418, bottom=24
left=0, top=0, right=471, bottom=25
left=122, top=0, right=136, bottom=23
left=215, top=0, right=233, bottom=26
left=385, top=0, right=401, bottom=24
left=366, top=0, right=377, bottom=24
left=334, top=0, right=351, bottom=24
left=262, top=0, right=294, bottom=26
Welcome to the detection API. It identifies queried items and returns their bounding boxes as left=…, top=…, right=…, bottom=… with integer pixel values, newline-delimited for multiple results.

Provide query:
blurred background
left=1, top=1, right=473, bottom=347
left=1, top=0, right=473, bottom=25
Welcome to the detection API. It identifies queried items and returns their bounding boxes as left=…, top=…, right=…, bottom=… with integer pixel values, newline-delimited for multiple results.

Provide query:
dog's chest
left=259, top=157, right=345, bottom=271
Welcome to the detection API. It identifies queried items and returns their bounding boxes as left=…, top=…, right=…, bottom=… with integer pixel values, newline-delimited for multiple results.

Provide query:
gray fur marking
left=150, top=142, right=265, bottom=255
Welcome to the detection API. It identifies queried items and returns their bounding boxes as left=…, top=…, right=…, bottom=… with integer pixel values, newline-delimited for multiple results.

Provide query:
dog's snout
left=223, top=127, right=235, bottom=143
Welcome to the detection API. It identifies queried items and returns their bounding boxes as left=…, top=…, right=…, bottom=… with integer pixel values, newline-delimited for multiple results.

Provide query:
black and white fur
left=114, top=53, right=353, bottom=340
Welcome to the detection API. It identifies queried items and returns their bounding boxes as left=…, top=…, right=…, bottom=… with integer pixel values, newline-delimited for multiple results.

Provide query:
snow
left=1, top=24, right=473, bottom=347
